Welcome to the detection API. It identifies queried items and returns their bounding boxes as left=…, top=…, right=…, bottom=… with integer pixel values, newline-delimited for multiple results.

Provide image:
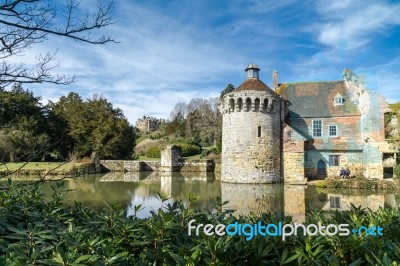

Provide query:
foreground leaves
left=0, top=180, right=399, bottom=265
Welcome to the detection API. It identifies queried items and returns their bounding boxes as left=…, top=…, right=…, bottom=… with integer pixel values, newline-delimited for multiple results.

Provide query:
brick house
left=278, top=69, right=396, bottom=180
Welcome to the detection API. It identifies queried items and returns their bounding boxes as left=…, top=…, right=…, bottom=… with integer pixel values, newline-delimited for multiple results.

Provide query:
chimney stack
left=272, top=70, right=278, bottom=90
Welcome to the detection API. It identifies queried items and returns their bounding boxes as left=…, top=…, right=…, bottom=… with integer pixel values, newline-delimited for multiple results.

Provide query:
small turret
left=245, top=63, right=260, bottom=79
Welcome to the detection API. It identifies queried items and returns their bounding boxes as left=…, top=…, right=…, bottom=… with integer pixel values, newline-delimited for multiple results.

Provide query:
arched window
left=255, top=98, right=260, bottom=111
left=245, top=98, right=251, bottom=111
left=263, top=98, right=269, bottom=111
left=237, top=98, right=243, bottom=111
left=270, top=100, right=275, bottom=112
left=258, top=126, right=261, bottom=137
left=229, top=98, right=235, bottom=112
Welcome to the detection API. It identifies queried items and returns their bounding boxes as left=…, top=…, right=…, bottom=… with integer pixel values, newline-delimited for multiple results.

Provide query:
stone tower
left=219, top=64, right=286, bottom=183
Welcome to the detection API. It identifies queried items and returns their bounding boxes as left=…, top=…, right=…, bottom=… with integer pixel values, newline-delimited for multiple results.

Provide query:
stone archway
left=317, top=160, right=326, bottom=176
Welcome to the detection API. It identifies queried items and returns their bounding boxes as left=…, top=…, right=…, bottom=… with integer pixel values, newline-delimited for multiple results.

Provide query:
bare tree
left=0, top=0, right=115, bottom=86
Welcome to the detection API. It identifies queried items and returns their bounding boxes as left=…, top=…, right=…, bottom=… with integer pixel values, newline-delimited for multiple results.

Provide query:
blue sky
left=25, top=0, right=400, bottom=123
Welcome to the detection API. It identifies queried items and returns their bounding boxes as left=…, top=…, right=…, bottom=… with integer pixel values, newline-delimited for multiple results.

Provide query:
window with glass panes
left=329, top=155, right=340, bottom=166
left=313, top=120, right=322, bottom=137
left=329, top=125, right=338, bottom=137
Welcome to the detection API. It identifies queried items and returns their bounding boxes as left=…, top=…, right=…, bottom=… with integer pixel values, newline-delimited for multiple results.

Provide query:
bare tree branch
left=0, top=0, right=116, bottom=86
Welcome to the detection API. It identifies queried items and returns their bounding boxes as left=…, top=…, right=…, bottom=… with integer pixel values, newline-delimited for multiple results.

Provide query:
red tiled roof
left=233, top=78, right=274, bottom=92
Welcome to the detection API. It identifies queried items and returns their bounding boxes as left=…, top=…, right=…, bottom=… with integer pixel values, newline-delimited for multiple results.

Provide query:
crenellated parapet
left=220, top=91, right=279, bottom=114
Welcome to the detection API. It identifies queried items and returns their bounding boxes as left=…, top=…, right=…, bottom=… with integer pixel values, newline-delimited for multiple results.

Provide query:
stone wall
left=100, top=160, right=160, bottom=172
left=180, top=160, right=215, bottom=172
left=100, top=159, right=214, bottom=173
left=283, top=152, right=305, bottom=182
left=100, top=160, right=124, bottom=171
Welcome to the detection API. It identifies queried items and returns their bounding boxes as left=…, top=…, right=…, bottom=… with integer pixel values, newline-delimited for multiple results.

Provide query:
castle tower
left=219, top=64, right=286, bottom=183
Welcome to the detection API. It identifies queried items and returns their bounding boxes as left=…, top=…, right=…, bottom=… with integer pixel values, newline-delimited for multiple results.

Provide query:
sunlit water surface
left=9, top=171, right=400, bottom=221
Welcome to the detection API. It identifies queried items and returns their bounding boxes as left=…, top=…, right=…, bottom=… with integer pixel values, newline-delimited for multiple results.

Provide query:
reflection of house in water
left=221, top=182, right=400, bottom=223
left=305, top=186, right=400, bottom=212
left=324, top=194, right=385, bottom=211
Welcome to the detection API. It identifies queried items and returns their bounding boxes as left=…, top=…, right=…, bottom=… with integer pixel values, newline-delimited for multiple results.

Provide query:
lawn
left=0, top=162, right=82, bottom=172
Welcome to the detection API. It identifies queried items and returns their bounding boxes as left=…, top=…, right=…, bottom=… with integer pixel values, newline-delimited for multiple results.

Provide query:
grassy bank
left=312, top=178, right=400, bottom=190
left=1, top=180, right=399, bottom=265
left=0, top=162, right=90, bottom=177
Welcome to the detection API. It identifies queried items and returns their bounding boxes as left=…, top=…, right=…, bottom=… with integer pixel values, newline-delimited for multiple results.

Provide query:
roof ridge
left=283, top=80, right=343, bottom=85
left=233, top=78, right=274, bottom=92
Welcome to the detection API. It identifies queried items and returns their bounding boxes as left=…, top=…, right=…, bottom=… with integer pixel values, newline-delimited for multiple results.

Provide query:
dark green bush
left=176, top=144, right=202, bottom=157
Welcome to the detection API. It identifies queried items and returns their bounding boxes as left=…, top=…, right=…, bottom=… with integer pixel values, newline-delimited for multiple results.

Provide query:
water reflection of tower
left=221, top=182, right=284, bottom=215
left=219, top=64, right=286, bottom=183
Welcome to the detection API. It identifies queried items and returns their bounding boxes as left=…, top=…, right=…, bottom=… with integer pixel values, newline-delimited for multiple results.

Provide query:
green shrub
left=134, top=139, right=162, bottom=156
left=315, top=180, right=327, bottom=188
left=200, top=149, right=210, bottom=158
left=145, top=145, right=162, bottom=158
left=200, top=146, right=220, bottom=158
left=395, top=164, right=400, bottom=179
left=176, top=143, right=202, bottom=157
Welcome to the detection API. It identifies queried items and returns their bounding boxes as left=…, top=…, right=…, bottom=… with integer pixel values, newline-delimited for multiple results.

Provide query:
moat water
left=10, top=172, right=400, bottom=221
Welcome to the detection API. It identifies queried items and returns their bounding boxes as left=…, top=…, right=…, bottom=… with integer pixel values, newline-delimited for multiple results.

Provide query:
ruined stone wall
left=100, top=160, right=124, bottom=171
left=100, top=158, right=213, bottom=173
left=100, top=160, right=161, bottom=172
left=343, top=69, right=390, bottom=179
left=343, top=69, right=387, bottom=142
left=220, top=90, right=284, bottom=183
left=180, top=160, right=215, bottom=172
left=160, top=145, right=181, bottom=172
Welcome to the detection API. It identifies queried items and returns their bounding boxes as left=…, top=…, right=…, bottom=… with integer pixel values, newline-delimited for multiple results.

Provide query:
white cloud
left=315, top=0, right=400, bottom=49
